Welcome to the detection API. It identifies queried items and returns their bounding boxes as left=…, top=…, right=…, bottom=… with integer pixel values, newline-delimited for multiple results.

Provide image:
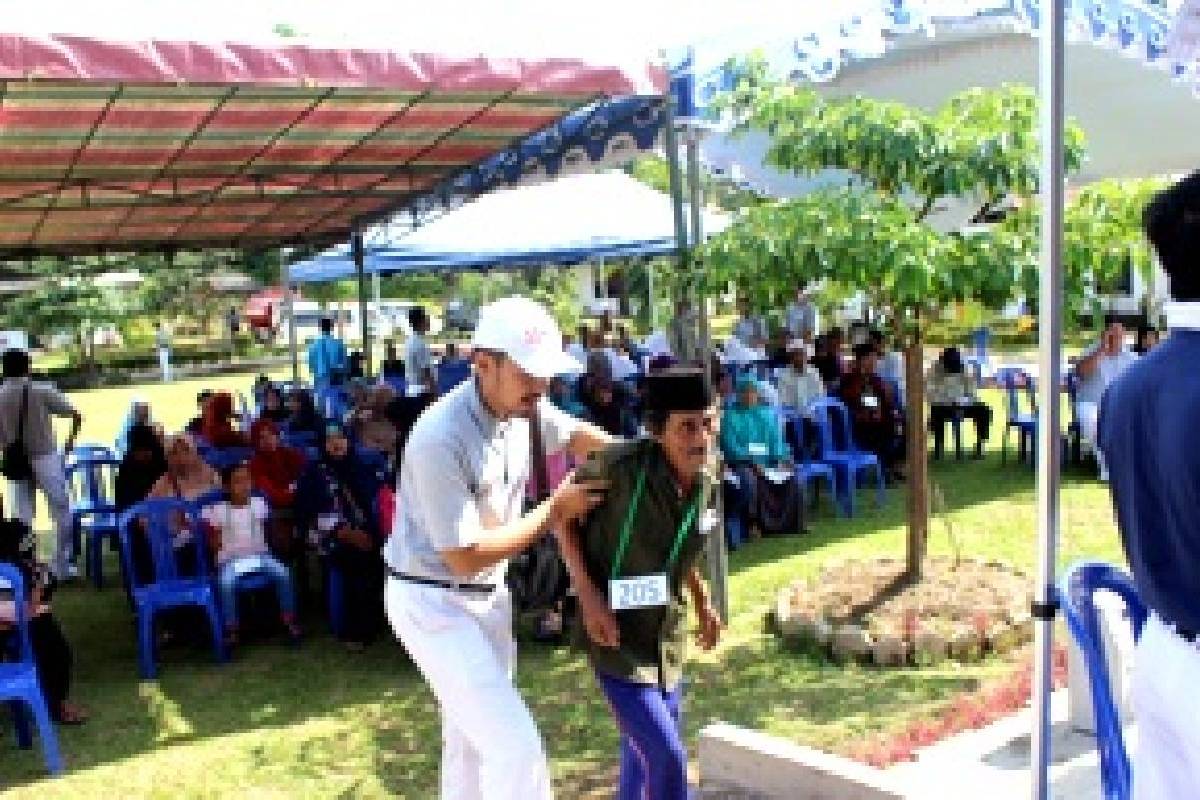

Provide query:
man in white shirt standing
left=405, top=306, right=435, bottom=395
left=784, top=286, right=819, bottom=342
left=154, top=322, right=172, bottom=382
left=1075, top=316, right=1137, bottom=479
left=732, top=298, right=767, bottom=348
left=385, top=296, right=613, bottom=800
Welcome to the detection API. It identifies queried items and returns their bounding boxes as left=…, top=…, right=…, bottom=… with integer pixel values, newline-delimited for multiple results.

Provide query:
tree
left=0, top=257, right=134, bottom=365
left=709, top=67, right=1087, bottom=578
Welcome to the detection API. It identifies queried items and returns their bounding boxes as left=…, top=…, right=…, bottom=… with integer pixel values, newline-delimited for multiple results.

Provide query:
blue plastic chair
left=65, top=457, right=121, bottom=589
left=382, top=375, right=407, bottom=396
left=116, top=499, right=227, bottom=679
left=68, top=444, right=116, bottom=465
left=781, top=407, right=837, bottom=515
left=436, top=359, right=472, bottom=395
left=280, top=429, right=318, bottom=450
left=1000, top=369, right=1037, bottom=465
left=0, top=563, right=63, bottom=775
left=201, top=447, right=253, bottom=472
left=1058, top=561, right=1149, bottom=800
left=809, top=398, right=885, bottom=517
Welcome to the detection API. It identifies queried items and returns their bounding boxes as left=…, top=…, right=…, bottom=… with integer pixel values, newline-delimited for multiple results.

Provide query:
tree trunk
left=903, top=326, right=929, bottom=580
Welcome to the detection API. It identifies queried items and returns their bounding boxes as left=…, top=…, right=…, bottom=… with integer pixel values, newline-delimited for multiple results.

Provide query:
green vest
left=574, top=438, right=714, bottom=689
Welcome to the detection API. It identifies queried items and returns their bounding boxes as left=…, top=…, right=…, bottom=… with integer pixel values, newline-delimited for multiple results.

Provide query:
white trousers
left=1133, top=614, right=1200, bottom=799
left=6, top=451, right=73, bottom=575
left=1076, top=401, right=1108, bottom=480
left=385, top=578, right=552, bottom=800
left=158, top=347, right=172, bottom=382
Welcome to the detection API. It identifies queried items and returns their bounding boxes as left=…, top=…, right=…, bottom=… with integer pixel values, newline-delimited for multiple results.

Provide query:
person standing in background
left=0, top=349, right=83, bottom=579
left=405, top=306, right=435, bottom=395
left=785, top=285, right=819, bottom=342
left=307, top=317, right=348, bottom=391
left=154, top=322, right=172, bottom=382
left=667, top=298, right=702, bottom=365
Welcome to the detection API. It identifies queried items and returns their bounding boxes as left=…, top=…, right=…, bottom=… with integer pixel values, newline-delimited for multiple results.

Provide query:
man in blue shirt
left=306, top=317, right=348, bottom=390
left=1098, top=170, right=1200, bottom=799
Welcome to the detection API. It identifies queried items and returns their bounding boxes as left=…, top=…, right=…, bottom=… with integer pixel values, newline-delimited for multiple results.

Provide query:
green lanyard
left=610, top=460, right=702, bottom=580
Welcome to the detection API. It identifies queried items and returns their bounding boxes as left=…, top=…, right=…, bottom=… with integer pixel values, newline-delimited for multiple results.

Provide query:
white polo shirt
left=385, top=379, right=581, bottom=585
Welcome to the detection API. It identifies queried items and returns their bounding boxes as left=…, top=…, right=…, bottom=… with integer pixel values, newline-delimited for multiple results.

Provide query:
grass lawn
left=0, top=374, right=1124, bottom=797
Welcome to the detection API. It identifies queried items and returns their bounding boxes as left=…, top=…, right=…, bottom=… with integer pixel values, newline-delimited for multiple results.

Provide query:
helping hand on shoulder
left=549, top=470, right=609, bottom=525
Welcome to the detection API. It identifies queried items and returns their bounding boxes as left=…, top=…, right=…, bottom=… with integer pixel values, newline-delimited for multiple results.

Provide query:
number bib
left=610, top=574, right=670, bottom=611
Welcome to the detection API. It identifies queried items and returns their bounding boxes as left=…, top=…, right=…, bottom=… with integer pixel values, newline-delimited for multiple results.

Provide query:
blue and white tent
left=286, top=170, right=728, bottom=282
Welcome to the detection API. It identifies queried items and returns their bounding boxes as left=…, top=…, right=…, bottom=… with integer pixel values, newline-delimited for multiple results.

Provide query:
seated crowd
left=5, top=298, right=1153, bottom=739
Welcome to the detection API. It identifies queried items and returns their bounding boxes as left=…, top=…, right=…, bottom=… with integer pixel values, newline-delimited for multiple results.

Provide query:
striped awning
left=0, top=34, right=665, bottom=256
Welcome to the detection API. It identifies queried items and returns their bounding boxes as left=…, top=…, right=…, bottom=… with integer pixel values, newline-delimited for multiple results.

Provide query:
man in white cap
left=385, top=296, right=613, bottom=799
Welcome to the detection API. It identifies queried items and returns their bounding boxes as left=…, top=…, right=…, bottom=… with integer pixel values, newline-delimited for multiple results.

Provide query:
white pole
left=1032, top=1, right=1065, bottom=798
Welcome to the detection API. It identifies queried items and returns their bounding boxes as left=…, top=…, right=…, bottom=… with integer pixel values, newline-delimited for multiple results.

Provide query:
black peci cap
left=643, top=368, right=713, bottom=413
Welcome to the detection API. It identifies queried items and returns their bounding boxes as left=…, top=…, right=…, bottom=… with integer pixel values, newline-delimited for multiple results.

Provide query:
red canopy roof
left=0, top=34, right=665, bottom=255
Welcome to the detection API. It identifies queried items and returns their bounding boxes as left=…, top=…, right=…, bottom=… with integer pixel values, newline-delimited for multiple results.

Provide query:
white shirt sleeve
left=200, top=503, right=222, bottom=530
left=251, top=496, right=269, bottom=521
left=537, top=397, right=583, bottom=456
left=404, top=438, right=484, bottom=552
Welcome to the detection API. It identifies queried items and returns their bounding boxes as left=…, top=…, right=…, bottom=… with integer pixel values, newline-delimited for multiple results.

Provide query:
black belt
left=387, top=566, right=495, bottom=595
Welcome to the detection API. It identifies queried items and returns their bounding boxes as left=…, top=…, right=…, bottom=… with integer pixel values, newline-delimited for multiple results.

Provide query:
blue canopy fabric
left=287, top=171, right=728, bottom=282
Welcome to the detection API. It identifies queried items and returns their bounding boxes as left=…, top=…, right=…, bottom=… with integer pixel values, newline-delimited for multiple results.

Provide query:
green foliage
left=705, top=189, right=1031, bottom=326
left=708, top=62, right=1089, bottom=327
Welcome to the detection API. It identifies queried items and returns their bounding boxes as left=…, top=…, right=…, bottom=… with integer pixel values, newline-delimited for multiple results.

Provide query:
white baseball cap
left=471, top=296, right=580, bottom=379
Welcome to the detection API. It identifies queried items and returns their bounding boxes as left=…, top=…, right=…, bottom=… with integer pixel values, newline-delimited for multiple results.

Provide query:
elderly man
left=559, top=368, right=723, bottom=800
left=1099, top=171, right=1200, bottom=798
left=777, top=341, right=826, bottom=458
left=1075, top=315, right=1137, bottom=480
left=385, top=296, right=613, bottom=800
left=840, top=343, right=905, bottom=481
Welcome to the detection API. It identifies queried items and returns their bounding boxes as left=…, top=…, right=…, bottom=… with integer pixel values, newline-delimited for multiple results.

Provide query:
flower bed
left=772, top=557, right=1034, bottom=667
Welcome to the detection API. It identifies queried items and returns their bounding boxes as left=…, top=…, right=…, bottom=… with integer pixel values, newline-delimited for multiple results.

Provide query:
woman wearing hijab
left=283, top=389, right=323, bottom=438
left=115, top=424, right=168, bottom=514
left=115, top=398, right=154, bottom=458
left=200, top=392, right=249, bottom=448
left=248, top=418, right=307, bottom=559
left=258, top=384, right=291, bottom=424
left=294, top=422, right=384, bottom=650
left=134, top=434, right=221, bottom=638
left=349, top=383, right=399, bottom=460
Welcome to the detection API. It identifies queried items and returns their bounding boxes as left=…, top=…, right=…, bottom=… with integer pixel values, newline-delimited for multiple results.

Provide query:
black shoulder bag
left=506, top=406, right=569, bottom=612
left=2, top=385, right=34, bottom=482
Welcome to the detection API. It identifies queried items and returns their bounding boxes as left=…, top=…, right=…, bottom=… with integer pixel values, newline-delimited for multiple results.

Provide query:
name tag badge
left=747, top=442, right=768, bottom=457
left=610, top=574, right=669, bottom=611
left=862, top=395, right=880, bottom=409
left=699, top=508, right=719, bottom=536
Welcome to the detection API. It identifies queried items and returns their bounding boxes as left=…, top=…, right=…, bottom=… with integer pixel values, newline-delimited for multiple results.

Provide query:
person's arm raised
left=439, top=472, right=607, bottom=578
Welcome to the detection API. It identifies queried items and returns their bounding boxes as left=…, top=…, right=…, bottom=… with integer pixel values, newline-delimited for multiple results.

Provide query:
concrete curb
left=700, top=722, right=905, bottom=799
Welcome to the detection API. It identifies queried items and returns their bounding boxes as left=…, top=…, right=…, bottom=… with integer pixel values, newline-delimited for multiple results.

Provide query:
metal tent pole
left=353, top=230, right=370, bottom=376
left=676, top=110, right=729, bottom=624
left=1032, top=2, right=1066, bottom=798
left=285, top=272, right=299, bottom=386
